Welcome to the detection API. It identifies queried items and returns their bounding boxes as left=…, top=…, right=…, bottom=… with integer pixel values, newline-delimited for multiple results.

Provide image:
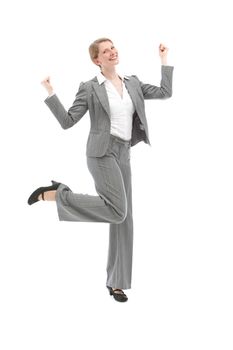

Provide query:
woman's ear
left=93, top=58, right=101, bottom=66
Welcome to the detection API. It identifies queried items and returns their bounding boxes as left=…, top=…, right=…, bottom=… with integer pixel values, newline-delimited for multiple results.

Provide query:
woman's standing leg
left=106, top=139, right=133, bottom=290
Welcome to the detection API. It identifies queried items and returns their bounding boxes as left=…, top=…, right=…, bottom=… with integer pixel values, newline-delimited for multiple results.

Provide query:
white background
left=0, top=0, right=233, bottom=349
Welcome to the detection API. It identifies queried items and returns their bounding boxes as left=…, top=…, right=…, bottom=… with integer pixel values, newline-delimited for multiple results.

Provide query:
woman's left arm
left=138, top=43, right=174, bottom=99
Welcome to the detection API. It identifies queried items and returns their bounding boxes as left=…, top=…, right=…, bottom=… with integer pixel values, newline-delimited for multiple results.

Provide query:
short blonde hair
left=89, top=37, right=113, bottom=62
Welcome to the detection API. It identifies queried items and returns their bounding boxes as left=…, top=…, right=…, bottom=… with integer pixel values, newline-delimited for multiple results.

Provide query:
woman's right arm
left=41, top=76, right=88, bottom=129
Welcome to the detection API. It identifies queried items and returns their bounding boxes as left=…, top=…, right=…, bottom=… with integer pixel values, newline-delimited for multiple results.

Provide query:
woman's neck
left=101, top=67, right=119, bottom=81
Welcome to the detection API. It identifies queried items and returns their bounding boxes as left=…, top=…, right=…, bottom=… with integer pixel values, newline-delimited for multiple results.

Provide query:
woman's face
left=95, top=41, right=119, bottom=69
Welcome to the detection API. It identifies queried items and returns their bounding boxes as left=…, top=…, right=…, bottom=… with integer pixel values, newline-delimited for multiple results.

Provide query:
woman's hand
left=159, top=43, right=169, bottom=65
left=41, top=76, right=54, bottom=95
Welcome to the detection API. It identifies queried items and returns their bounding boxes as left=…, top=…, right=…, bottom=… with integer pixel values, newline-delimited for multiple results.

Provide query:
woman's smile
left=109, top=54, right=118, bottom=61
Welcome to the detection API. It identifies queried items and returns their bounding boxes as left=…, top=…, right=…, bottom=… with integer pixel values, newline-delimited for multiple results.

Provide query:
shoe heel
left=107, top=286, right=113, bottom=295
left=51, top=180, right=59, bottom=185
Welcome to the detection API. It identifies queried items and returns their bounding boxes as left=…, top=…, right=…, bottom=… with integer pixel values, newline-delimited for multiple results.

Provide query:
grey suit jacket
left=44, top=65, right=174, bottom=157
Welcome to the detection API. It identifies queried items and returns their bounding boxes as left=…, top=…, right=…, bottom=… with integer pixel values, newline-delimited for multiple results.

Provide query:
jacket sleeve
left=44, top=82, right=88, bottom=129
left=134, top=65, right=174, bottom=99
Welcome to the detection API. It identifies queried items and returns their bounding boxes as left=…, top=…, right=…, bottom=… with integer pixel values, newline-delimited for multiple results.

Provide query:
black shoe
left=107, top=286, right=128, bottom=302
left=27, top=180, right=61, bottom=205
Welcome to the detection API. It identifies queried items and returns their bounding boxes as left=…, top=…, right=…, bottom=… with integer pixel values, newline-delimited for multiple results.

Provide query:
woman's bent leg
left=55, top=154, right=127, bottom=223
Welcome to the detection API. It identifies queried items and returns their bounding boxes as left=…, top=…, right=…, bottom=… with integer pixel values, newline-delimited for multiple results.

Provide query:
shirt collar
left=96, top=72, right=130, bottom=85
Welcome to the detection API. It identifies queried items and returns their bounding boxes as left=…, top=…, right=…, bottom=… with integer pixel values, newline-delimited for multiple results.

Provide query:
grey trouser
left=55, top=135, right=133, bottom=290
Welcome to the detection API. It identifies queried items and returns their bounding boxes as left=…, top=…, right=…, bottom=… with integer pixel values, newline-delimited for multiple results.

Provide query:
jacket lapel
left=124, top=77, right=139, bottom=112
left=92, top=80, right=111, bottom=117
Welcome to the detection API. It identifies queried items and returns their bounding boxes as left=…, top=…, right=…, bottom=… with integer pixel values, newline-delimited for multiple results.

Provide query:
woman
left=28, top=38, right=174, bottom=302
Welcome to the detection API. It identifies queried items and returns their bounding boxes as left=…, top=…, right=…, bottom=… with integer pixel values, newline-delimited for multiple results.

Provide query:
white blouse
left=97, top=73, right=135, bottom=141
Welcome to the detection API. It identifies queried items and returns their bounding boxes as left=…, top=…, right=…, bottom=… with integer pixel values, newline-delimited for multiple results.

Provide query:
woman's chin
left=105, top=59, right=119, bottom=69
